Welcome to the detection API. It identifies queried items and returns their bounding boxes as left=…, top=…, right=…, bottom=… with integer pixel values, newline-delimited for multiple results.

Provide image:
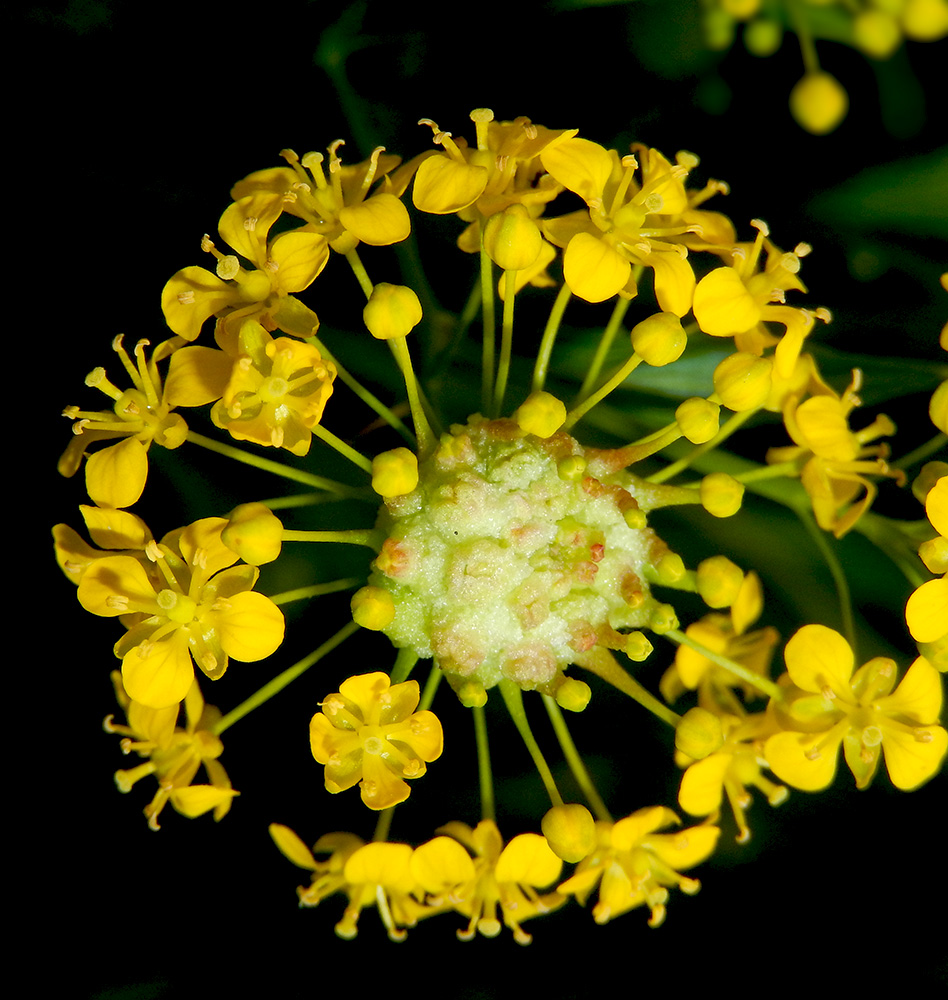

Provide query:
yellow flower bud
left=789, top=72, right=849, bottom=135
left=541, top=804, right=596, bottom=863
left=901, top=0, right=948, bottom=40
left=721, top=0, right=760, bottom=17
left=675, top=707, right=725, bottom=760
left=744, top=17, right=782, bottom=56
left=696, top=555, right=745, bottom=609
left=363, top=283, right=423, bottom=340
left=515, top=391, right=567, bottom=438
left=906, top=578, right=948, bottom=643
left=713, top=352, right=772, bottom=411
left=625, top=631, right=653, bottom=661
left=700, top=472, right=745, bottom=518
left=372, top=447, right=419, bottom=498
left=676, top=397, right=721, bottom=444
left=929, top=380, right=947, bottom=434
left=630, top=312, right=687, bottom=366
left=853, top=11, right=902, bottom=58
left=483, top=205, right=543, bottom=272
left=221, top=502, right=284, bottom=565
left=351, top=586, right=396, bottom=630
left=554, top=676, right=591, bottom=712
left=457, top=679, right=488, bottom=708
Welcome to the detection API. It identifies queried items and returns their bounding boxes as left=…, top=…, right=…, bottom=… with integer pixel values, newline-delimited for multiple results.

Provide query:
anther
left=751, top=218, right=770, bottom=237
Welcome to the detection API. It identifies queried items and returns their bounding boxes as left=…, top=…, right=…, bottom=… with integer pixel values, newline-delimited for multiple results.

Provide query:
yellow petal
left=269, top=823, right=319, bottom=870
left=906, top=578, right=948, bottom=643
left=647, top=824, right=720, bottom=869
left=410, top=836, right=476, bottom=893
left=783, top=624, right=855, bottom=694
left=212, top=591, right=284, bottom=661
left=563, top=233, right=630, bottom=302
left=268, top=229, right=330, bottom=291
left=78, top=555, right=156, bottom=616
left=495, top=833, right=562, bottom=888
left=79, top=505, right=150, bottom=550
left=648, top=250, right=696, bottom=317
left=169, top=785, right=238, bottom=819
left=122, top=630, right=195, bottom=709
left=764, top=728, right=843, bottom=791
left=678, top=753, right=730, bottom=816
left=540, top=137, right=612, bottom=204
left=344, top=842, right=415, bottom=892
left=360, top=753, right=411, bottom=810
left=881, top=724, right=948, bottom=790
left=879, top=655, right=944, bottom=722
left=412, top=156, right=487, bottom=215
left=218, top=193, right=283, bottom=266
left=339, top=193, right=411, bottom=246
left=86, top=437, right=148, bottom=509
left=693, top=267, right=761, bottom=336
left=163, top=346, right=233, bottom=407
left=926, top=476, right=948, bottom=537
left=161, top=266, right=237, bottom=342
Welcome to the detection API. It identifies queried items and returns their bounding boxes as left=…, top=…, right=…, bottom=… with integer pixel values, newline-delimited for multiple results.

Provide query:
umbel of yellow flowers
left=53, top=106, right=946, bottom=945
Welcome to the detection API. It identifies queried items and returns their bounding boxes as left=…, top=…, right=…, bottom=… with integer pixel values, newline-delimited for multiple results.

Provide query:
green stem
left=479, top=245, right=496, bottom=413
left=664, top=628, right=783, bottom=702
left=312, top=423, right=373, bottom=474
left=892, top=432, right=948, bottom=471
left=532, top=282, right=572, bottom=394
left=418, top=662, right=442, bottom=712
left=796, top=506, right=856, bottom=650
left=473, top=703, right=495, bottom=823
left=346, top=247, right=374, bottom=299
left=268, top=577, right=362, bottom=605
left=577, top=295, right=633, bottom=402
left=493, top=270, right=517, bottom=417
left=564, top=353, right=643, bottom=431
left=389, top=647, right=419, bottom=685
left=575, top=648, right=681, bottom=728
left=648, top=406, right=757, bottom=484
left=389, top=335, right=436, bottom=457
left=542, top=696, right=611, bottom=823
left=282, top=527, right=384, bottom=549
left=185, top=430, right=367, bottom=496
left=212, top=620, right=359, bottom=735
left=373, top=807, right=395, bottom=844
left=498, top=679, right=563, bottom=808
left=308, top=333, right=415, bottom=447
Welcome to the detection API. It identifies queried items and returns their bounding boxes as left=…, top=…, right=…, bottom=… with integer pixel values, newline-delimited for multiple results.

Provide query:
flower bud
left=676, top=397, right=720, bottom=444
left=696, top=555, right=744, bottom=609
left=901, top=0, right=948, bottom=41
left=483, top=205, right=543, bottom=272
left=541, top=804, right=596, bottom=863
left=372, top=447, right=419, bottom=498
left=713, top=352, right=772, bottom=411
left=789, top=72, right=848, bottom=135
left=351, top=586, right=396, bottom=630
left=363, top=283, right=423, bottom=340
left=554, top=676, right=591, bottom=712
left=625, top=631, right=653, bottom=661
left=515, top=391, right=567, bottom=438
left=630, top=312, right=687, bottom=366
left=700, top=472, right=745, bottom=517
left=744, top=17, right=782, bottom=56
left=853, top=10, right=901, bottom=58
left=929, top=380, right=947, bottom=435
left=222, top=502, right=284, bottom=565
left=675, top=707, right=725, bottom=760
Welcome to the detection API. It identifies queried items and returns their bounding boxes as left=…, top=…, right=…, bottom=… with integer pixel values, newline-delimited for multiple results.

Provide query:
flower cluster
left=54, top=108, right=944, bottom=943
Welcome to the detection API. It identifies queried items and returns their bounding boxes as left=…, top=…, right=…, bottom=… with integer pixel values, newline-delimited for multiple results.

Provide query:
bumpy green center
left=370, top=416, right=677, bottom=703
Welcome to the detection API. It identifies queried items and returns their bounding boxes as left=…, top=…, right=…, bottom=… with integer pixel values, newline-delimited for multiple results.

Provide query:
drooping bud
left=483, top=205, right=543, bottom=272
left=700, top=473, right=745, bottom=517
left=372, top=447, right=419, bottom=498
left=789, top=72, right=848, bottom=135
left=554, top=676, right=592, bottom=712
left=351, top=586, right=396, bottom=630
left=222, top=502, right=284, bottom=565
left=541, top=803, right=596, bottom=863
left=675, top=706, right=725, bottom=760
left=676, top=397, right=721, bottom=444
left=696, top=555, right=745, bottom=609
left=713, top=352, right=772, bottom=411
left=630, top=312, right=687, bottom=366
left=363, top=283, right=423, bottom=340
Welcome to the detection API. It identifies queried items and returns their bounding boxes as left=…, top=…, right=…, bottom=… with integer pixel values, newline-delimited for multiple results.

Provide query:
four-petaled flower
left=310, top=672, right=443, bottom=810
left=765, top=624, right=947, bottom=791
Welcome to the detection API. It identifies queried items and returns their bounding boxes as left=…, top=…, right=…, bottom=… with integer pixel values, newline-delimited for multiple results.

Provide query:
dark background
left=24, top=0, right=946, bottom=995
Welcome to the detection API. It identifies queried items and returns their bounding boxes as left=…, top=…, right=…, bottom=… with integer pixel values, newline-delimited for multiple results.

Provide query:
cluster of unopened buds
left=54, top=108, right=946, bottom=941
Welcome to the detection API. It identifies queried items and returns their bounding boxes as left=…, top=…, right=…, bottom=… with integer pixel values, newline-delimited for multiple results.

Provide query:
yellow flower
left=413, top=820, right=565, bottom=944
left=767, top=370, right=904, bottom=536
left=540, top=139, right=699, bottom=313
left=58, top=336, right=230, bottom=508
left=233, top=143, right=411, bottom=256
left=210, top=319, right=336, bottom=455
left=557, top=806, right=720, bottom=927
left=54, top=505, right=153, bottom=586
left=309, top=672, right=443, bottom=810
left=77, top=516, right=285, bottom=709
left=677, top=711, right=786, bottom=843
left=692, top=221, right=828, bottom=377
left=765, top=625, right=948, bottom=791
left=269, top=825, right=428, bottom=940
left=106, top=671, right=237, bottom=830
left=161, top=190, right=329, bottom=345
